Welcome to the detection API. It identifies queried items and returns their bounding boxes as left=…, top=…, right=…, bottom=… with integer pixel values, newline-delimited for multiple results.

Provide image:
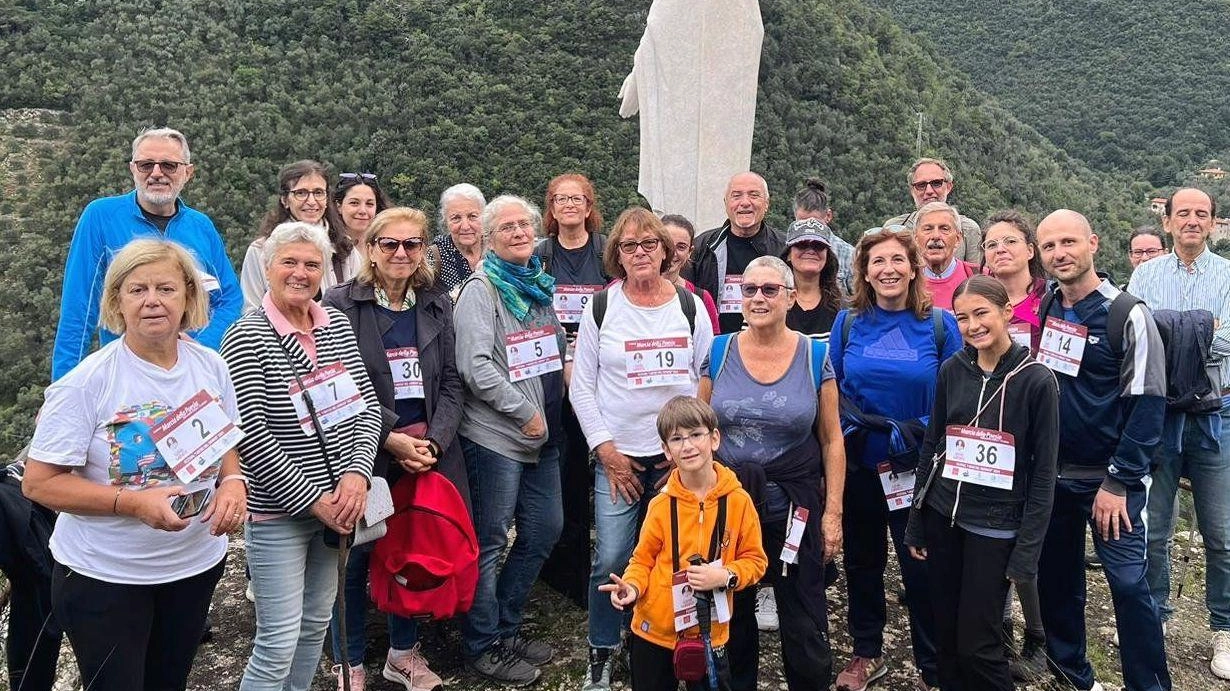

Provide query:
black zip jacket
left=904, top=343, right=1059, bottom=581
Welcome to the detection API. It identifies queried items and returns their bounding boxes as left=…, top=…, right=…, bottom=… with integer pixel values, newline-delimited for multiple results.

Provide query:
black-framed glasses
left=1128, top=248, right=1166, bottom=259
left=910, top=178, right=948, bottom=192
left=551, top=194, right=587, bottom=207
left=132, top=160, right=187, bottom=174
left=285, top=188, right=328, bottom=201
left=618, top=238, right=661, bottom=254
left=373, top=237, right=425, bottom=254
left=339, top=172, right=378, bottom=185
left=739, top=283, right=788, bottom=298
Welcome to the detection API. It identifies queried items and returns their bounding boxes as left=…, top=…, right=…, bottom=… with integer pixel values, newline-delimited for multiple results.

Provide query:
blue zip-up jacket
left=1041, top=280, right=1166, bottom=495
left=51, top=191, right=242, bottom=380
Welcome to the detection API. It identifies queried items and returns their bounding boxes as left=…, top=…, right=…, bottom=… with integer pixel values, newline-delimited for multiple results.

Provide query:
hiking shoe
left=835, top=656, right=887, bottom=691
left=502, top=634, right=554, bottom=666
left=333, top=663, right=366, bottom=691
left=1011, top=631, right=1047, bottom=682
left=384, top=645, right=444, bottom=691
left=755, top=588, right=779, bottom=631
left=467, top=643, right=541, bottom=686
left=581, top=646, right=614, bottom=691
left=1212, top=631, right=1230, bottom=679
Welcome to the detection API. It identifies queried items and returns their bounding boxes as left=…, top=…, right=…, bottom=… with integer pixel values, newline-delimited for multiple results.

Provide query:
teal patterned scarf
left=482, top=250, right=555, bottom=320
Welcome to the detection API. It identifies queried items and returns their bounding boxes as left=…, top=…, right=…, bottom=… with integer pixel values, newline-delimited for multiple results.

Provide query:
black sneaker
left=503, top=633, right=554, bottom=666
left=1011, top=632, right=1048, bottom=682
left=467, top=643, right=541, bottom=687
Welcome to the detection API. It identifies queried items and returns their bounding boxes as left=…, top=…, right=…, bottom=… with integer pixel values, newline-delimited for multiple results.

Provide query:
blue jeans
left=329, top=540, right=420, bottom=666
left=1038, top=477, right=1171, bottom=691
left=1146, top=404, right=1230, bottom=629
left=461, top=438, right=563, bottom=659
left=240, top=515, right=340, bottom=691
left=588, top=457, right=668, bottom=649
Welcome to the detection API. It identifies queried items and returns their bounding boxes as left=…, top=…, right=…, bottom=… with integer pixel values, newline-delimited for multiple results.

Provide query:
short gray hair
left=131, top=127, right=191, bottom=163
left=745, top=255, right=795, bottom=289
left=262, top=221, right=333, bottom=269
left=907, top=157, right=952, bottom=185
left=915, top=201, right=959, bottom=230
left=481, top=195, right=541, bottom=240
left=438, top=183, right=487, bottom=233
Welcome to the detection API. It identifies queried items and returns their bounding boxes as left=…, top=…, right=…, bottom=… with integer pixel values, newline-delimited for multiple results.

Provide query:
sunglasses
left=791, top=240, right=829, bottom=253
left=618, top=238, right=661, bottom=254
left=911, top=178, right=948, bottom=192
left=739, top=283, right=788, bottom=298
left=373, top=237, right=425, bottom=254
left=339, top=172, right=378, bottom=185
left=132, top=160, right=187, bottom=174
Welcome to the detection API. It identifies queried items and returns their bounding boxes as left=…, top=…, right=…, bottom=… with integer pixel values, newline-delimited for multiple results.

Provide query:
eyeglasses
left=982, top=236, right=1024, bottom=253
left=665, top=430, right=711, bottom=449
left=618, top=238, right=661, bottom=254
left=864, top=224, right=912, bottom=236
left=373, top=237, right=425, bottom=254
left=791, top=240, right=829, bottom=253
left=285, top=188, right=328, bottom=201
left=339, top=172, right=378, bottom=185
left=551, top=194, right=587, bottom=207
left=495, top=219, right=535, bottom=235
left=673, top=242, right=692, bottom=255
left=739, top=283, right=788, bottom=298
left=910, top=178, right=948, bottom=192
left=132, top=160, right=187, bottom=174
left=1129, top=248, right=1166, bottom=259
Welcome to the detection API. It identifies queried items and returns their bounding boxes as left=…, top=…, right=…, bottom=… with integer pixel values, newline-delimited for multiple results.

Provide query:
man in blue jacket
left=1036, top=209, right=1170, bottom=691
left=51, top=127, right=241, bottom=380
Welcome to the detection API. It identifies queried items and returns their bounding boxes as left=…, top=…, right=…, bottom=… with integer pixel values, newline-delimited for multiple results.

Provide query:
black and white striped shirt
left=220, top=307, right=382, bottom=515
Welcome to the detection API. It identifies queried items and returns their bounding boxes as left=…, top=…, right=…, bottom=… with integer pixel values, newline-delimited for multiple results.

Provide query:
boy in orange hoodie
left=600, top=396, right=766, bottom=691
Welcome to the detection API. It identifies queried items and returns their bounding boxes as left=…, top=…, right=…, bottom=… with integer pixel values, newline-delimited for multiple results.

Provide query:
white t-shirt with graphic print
left=31, top=338, right=241, bottom=584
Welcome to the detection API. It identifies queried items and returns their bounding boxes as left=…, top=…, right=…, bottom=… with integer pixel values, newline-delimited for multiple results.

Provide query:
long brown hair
left=849, top=227, right=932, bottom=319
left=258, top=160, right=352, bottom=258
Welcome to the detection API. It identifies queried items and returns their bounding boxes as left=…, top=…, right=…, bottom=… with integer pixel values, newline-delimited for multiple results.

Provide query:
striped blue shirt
left=1128, top=247, right=1230, bottom=388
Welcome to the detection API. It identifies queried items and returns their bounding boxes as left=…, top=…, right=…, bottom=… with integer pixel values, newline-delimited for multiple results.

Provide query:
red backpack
left=370, top=471, right=479, bottom=620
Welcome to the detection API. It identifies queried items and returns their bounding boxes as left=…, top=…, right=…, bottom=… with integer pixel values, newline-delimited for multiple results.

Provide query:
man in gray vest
left=884, top=157, right=982, bottom=263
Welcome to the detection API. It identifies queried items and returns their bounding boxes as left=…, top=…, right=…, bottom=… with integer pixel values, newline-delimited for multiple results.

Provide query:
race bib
left=149, top=389, right=244, bottom=484
left=878, top=462, right=915, bottom=511
left=553, top=284, right=602, bottom=324
left=1008, top=322, right=1033, bottom=348
left=779, top=506, right=810, bottom=565
left=671, top=559, right=731, bottom=631
left=387, top=347, right=424, bottom=400
left=943, top=425, right=1017, bottom=491
left=624, top=337, right=691, bottom=389
left=288, top=362, right=367, bottom=435
left=719, top=275, right=744, bottom=313
left=505, top=327, right=563, bottom=382
left=1038, top=317, right=1088, bottom=377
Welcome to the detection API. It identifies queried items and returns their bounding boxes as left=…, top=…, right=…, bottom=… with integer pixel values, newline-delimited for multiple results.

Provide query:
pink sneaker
left=835, top=656, right=887, bottom=691
left=383, top=645, right=444, bottom=691
left=333, top=663, right=366, bottom=691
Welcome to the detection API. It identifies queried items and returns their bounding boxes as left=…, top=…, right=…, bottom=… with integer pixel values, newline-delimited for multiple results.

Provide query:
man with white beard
left=51, top=127, right=241, bottom=380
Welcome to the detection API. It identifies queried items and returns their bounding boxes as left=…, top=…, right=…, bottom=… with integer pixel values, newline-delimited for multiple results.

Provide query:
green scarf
left=482, top=250, right=555, bottom=320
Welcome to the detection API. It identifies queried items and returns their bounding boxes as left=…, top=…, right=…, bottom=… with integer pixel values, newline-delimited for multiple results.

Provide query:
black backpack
left=592, top=283, right=698, bottom=334
left=1038, top=289, right=1220, bottom=414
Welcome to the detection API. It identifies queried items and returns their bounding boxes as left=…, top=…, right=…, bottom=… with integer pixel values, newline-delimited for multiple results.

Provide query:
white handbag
left=353, top=476, right=395, bottom=546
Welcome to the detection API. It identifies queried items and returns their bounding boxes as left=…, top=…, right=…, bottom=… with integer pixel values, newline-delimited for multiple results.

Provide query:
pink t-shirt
left=925, top=261, right=978, bottom=310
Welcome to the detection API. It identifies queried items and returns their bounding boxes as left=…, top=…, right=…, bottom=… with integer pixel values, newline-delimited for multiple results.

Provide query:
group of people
left=2, top=125, right=1226, bottom=691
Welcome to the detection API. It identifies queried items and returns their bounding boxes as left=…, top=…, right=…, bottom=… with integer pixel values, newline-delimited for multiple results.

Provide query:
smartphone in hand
left=170, top=487, right=214, bottom=518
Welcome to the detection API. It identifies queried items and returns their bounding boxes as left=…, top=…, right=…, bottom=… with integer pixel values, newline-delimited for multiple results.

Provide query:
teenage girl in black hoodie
left=904, top=275, right=1059, bottom=691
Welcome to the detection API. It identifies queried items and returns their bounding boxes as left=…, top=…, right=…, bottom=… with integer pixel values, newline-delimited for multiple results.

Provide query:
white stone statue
left=619, top=0, right=764, bottom=232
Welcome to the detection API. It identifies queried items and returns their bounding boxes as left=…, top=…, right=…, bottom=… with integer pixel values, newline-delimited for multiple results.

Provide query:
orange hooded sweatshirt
left=621, top=462, right=767, bottom=650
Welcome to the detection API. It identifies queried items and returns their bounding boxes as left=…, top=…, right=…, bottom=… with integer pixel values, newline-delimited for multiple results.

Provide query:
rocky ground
left=4, top=528, right=1220, bottom=691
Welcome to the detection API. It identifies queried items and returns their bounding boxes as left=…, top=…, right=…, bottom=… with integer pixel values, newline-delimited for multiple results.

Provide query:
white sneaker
left=755, top=588, right=778, bottom=631
left=1211, top=631, right=1230, bottom=679
left=1112, top=620, right=1167, bottom=646
left=245, top=580, right=255, bottom=603
left=1085, top=682, right=1104, bottom=691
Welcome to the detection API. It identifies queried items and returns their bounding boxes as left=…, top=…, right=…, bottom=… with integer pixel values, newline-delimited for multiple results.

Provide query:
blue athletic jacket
left=51, top=191, right=242, bottom=380
left=1041, top=280, right=1166, bottom=494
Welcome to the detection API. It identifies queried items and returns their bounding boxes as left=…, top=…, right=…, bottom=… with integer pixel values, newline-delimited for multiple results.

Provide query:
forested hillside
left=0, top=0, right=1148, bottom=451
left=865, top=0, right=1230, bottom=185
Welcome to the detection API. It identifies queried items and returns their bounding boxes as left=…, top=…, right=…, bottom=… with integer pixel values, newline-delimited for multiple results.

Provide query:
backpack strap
left=537, top=237, right=555, bottom=274
left=1038, top=287, right=1056, bottom=329
left=707, top=495, right=727, bottom=563
left=708, top=333, right=735, bottom=381
left=670, top=496, right=680, bottom=573
left=592, top=288, right=610, bottom=330
left=594, top=284, right=695, bottom=334
left=806, top=337, right=829, bottom=391
left=931, top=309, right=946, bottom=358
left=1107, top=292, right=1144, bottom=357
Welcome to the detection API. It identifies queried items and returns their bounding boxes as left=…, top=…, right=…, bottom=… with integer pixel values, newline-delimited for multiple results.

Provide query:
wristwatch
left=725, top=569, right=738, bottom=590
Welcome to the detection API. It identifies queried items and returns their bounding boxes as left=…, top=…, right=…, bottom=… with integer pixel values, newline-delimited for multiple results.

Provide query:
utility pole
left=915, top=111, right=925, bottom=157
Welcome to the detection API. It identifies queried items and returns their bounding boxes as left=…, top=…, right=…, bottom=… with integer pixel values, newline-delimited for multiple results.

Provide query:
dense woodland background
left=0, top=0, right=1221, bottom=453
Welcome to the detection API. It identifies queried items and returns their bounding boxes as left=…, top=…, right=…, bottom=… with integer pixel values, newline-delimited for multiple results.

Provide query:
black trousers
left=539, top=398, right=592, bottom=608
left=0, top=478, right=61, bottom=691
left=727, top=518, right=833, bottom=691
left=629, top=633, right=731, bottom=691
left=52, top=557, right=225, bottom=691
left=921, top=507, right=1015, bottom=691
left=843, top=464, right=938, bottom=685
